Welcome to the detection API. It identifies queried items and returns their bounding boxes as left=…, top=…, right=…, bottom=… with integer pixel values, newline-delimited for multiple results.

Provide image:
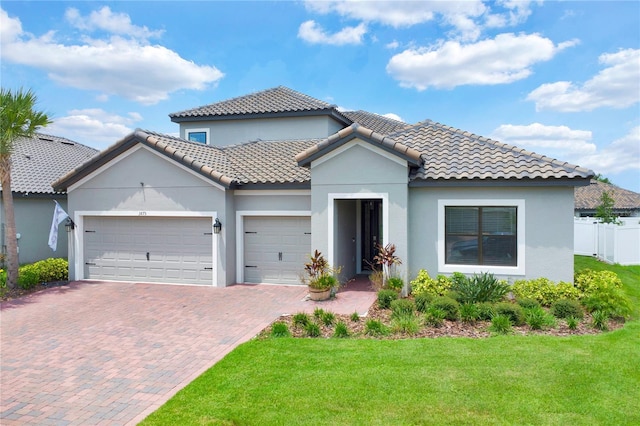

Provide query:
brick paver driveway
left=1, top=280, right=374, bottom=425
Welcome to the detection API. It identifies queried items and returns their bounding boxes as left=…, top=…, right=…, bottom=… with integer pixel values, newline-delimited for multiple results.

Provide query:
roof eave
left=408, top=176, right=594, bottom=188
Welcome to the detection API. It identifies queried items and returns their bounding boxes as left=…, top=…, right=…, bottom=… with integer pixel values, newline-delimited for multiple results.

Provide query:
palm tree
left=0, top=88, right=52, bottom=289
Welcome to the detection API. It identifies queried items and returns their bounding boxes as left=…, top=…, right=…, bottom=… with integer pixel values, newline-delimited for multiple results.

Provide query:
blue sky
left=1, top=1, right=639, bottom=192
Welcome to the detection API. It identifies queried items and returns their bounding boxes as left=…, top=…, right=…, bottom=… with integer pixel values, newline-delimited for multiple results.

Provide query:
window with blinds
left=445, top=206, right=517, bottom=266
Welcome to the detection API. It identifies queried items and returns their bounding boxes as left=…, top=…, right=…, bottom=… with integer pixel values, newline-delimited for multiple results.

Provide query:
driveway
left=1, top=280, right=375, bottom=425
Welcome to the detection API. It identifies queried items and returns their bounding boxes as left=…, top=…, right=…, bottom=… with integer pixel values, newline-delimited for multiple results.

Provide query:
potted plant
left=303, top=250, right=341, bottom=301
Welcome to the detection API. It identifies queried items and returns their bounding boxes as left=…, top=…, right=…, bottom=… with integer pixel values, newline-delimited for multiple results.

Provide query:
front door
left=361, top=199, right=382, bottom=270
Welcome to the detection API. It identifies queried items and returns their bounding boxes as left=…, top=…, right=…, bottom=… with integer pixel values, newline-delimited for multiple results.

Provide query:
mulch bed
left=1, top=281, right=69, bottom=302
left=263, top=301, right=624, bottom=339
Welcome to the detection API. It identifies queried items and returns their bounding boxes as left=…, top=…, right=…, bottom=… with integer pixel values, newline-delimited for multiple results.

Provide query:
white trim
left=437, top=199, right=526, bottom=276
left=328, top=193, right=389, bottom=270
left=185, top=128, right=210, bottom=145
left=74, top=210, right=218, bottom=286
left=234, top=189, right=311, bottom=196
left=68, top=144, right=226, bottom=192
left=311, top=139, right=407, bottom=168
left=235, top=210, right=312, bottom=283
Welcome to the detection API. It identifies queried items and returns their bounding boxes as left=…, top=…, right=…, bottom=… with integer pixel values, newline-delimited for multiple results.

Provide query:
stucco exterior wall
left=0, top=196, right=68, bottom=265
left=180, top=116, right=344, bottom=146
left=408, top=186, right=576, bottom=283
left=310, top=140, right=409, bottom=281
left=66, top=145, right=228, bottom=285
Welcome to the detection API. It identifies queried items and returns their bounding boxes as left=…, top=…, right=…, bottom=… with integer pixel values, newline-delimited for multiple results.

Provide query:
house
left=0, top=134, right=98, bottom=264
left=575, top=180, right=640, bottom=217
left=53, top=86, right=594, bottom=288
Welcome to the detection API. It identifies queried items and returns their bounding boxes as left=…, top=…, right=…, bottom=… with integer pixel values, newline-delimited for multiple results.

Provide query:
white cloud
left=47, top=108, right=142, bottom=149
left=492, top=123, right=640, bottom=177
left=303, top=0, right=538, bottom=42
left=0, top=8, right=223, bottom=105
left=576, top=126, right=640, bottom=175
left=387, top=33, right=577, bottom=90
left=491, top=123, right=596, bottom=156
left=383, top=113, right=404, bottom=122
left=385, top=40, right=399, bottom=50
left=65, top=6, right=163, bottom=40
left=298, top=20, right=366, bottom=45
left=527, top=48, right=640, bottom=112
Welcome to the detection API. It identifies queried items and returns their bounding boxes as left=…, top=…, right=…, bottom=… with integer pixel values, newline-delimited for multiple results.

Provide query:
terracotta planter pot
left=308, top=287, right=331, bottom=301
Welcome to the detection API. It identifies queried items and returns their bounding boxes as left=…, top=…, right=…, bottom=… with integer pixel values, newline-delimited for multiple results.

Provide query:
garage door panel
left=243, top=216, right=310, bottom=285
left=84, top=216, right=213, bottom=285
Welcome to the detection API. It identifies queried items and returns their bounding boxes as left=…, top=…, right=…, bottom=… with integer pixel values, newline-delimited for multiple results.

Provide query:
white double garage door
left=82, top=215, right=310, bottom=286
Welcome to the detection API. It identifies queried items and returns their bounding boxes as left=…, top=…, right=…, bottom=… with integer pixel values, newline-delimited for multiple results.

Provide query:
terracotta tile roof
left=170, top=86, right=339, bottom=120
left=296, top=124, right=422, bottom=167
left=390, top=120, right=594, bottom=182
left=9, top=133, right=98, bottom=195
left=341, top=110, right=411, bottom=135
left=575, top=180, right=640, bottom=211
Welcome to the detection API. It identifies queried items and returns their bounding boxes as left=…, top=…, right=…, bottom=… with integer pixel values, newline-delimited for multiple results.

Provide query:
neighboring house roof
left=392, top=120, right=593, bottom=184
left=169, top=86, right=351, bottom=125
left=7, top=133, right=98, bottom=195
left=575, top=180, right=640, bottom=211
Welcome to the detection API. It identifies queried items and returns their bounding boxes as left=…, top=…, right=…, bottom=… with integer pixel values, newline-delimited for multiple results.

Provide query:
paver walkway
left=1, top=279, right=375, bottom=425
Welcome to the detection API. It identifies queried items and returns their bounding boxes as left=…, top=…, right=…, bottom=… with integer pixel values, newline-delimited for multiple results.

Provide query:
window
left=438, top=199, right=525, bottom=275
left=185, top=128, right=209, bottom=144
left=188, top=131, right=207, bottom=143
left=445, top=206, right=517, bottom=266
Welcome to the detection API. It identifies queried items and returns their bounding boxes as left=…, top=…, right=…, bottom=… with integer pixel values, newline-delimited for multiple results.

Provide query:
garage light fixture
left=213, top=218, right=222, bottom=234
left=65, top=218, right=75, bottom=232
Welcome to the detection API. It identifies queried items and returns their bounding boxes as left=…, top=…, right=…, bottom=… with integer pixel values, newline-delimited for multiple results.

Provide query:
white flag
left=48, top=201, right=69, bottom=251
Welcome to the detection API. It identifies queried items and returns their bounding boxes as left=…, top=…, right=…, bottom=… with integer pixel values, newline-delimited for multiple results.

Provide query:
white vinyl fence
left=574, top=217, right=640, bottom=265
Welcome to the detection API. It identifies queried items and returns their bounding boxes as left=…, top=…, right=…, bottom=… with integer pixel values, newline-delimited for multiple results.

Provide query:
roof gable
left=9, top=133, right=98, bottom=195
left=295, top=123, right=423, bottom=168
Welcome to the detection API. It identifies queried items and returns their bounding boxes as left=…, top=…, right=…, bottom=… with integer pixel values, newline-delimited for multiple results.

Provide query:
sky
left=1, top=1, right=639, bottom=192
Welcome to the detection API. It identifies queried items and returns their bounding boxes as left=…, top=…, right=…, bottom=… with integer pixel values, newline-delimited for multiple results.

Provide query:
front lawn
left=141, top=256, right=640, bottom=425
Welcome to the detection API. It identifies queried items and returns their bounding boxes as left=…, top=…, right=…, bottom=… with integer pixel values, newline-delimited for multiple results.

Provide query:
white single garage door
left=83, top=216, right=213, bottom=285
left=243, top=216, right=311, bottom=285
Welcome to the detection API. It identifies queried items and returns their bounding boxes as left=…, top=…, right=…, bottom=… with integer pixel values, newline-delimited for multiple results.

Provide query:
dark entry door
left=361, top=199, right=382, bottom=270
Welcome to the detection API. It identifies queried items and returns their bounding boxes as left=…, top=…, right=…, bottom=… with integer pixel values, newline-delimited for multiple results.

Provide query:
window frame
left=437, top=199, right=525, bottom=276
left=185, top=128, right=210, bottom=144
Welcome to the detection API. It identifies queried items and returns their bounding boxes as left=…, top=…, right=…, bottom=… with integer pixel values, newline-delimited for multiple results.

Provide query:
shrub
left=512, top=278, right=557, bottom=306
left=350, top=311, right=360, bottom=322
left=566, top=316, right=579, bottom=330
left=32, top=258, right=68, bottom=282
left=424, top=307, right=446, bottom=327
left=476, top=303, right=496, bottom=321
left=270, top=322, right=290, bottom=337
left=410, top=270, right=452, bottom=297
left=365, top=319, right=390, bottom=337
left=431, top=296, right=459, bottom=321
left=390, top=299, right=415, bottom=319
left=525, top=307, right=556, bottom=330
left=494, top=302, right=525, bottom=326
left=489, top=314, right=513, bottom=335
left=451, top=272, right=510, bottom=304
left=551, top=299, right=584, bottom=319
left=459, top=303, right=480, bottom=324
left=305, top=322, right=321, bottom=337
left=313, top=307, right=325, bottom=320
left=17, top=265, right=40, bottom=290
left=386, top=276, right=404, bottom=292
left=554, top=281, right=580, bottom=301
left=377, top=289, right=398, bottom=309
left=321, top=311, right=336, bottom=326
left=574, top=269, right=632, bottom=319
left=391, top=313, right=421, bottom=335
left=333, top=321, right=350, bottom=338
left=414, top=293, right=433, bottom=313
left=517, top=298, right=541, bottom=310
left=292, top=312, right=310, bottom=328
left=591, top=310, right=609, bottom=331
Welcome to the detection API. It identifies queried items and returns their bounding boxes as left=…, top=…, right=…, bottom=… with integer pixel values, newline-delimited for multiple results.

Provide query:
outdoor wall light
left=65, top=218, right=75, bottom=232
left=213, top=218, right=222, bottom=234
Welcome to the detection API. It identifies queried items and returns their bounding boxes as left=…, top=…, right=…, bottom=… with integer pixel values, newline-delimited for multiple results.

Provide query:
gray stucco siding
left=181, top=115, right=344, bottom=146
left=66, top=146, right=228, bottom=286
left=310, top=140, right=409, bottom=282
left=407, top=186, right=575, bottom=283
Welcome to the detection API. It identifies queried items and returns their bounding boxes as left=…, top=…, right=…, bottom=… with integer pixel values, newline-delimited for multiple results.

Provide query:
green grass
left=142, top=257, right=640, bottom=426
